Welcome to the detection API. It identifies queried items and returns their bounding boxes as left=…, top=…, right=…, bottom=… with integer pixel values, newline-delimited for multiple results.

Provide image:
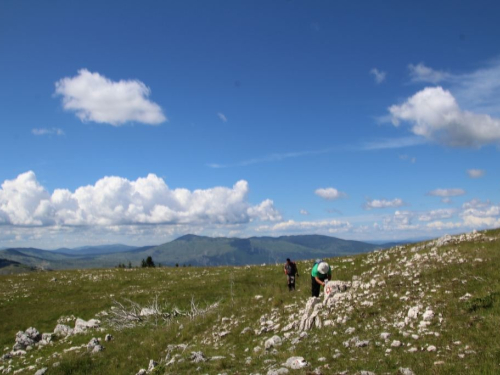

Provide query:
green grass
left=1, top=228, right=499, bottom=374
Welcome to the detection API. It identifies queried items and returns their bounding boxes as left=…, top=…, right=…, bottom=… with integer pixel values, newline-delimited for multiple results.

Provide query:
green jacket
left=311, top=263, right=331, bottom=280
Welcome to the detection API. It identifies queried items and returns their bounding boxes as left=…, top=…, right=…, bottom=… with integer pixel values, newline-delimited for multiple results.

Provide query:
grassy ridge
left=0, top=228, right=499, bottom=374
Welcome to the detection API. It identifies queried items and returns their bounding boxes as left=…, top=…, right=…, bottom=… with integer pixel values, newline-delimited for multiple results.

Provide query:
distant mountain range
left=0, top=234, right=395, bottom=272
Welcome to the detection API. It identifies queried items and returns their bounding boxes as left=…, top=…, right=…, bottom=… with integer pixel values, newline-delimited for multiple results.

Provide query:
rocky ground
left=1, top=229, right=499, bottom=374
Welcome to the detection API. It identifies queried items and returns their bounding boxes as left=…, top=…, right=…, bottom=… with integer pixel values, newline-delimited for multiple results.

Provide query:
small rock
left=147, top=359, right=158, bottom=372
left=284, top=356, right=308, bottom=369
left=399, top=368, right=415, bottom=375
left=34, top=368, right=48, bottom=375
left=265, top=335, right=282, bottom=350
left=105, top=334, right=113, bottom=342
left=427, top=345, right=437, bottom=352
left=422, top=310, right=434, bottom=321
left=391, top=340, right=402, bottom=348
left=190, top=352, right=207, bottom=363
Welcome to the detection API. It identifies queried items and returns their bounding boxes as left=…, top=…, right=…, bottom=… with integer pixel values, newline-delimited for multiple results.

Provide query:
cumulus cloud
left=256, top=219, right=351, bottom=234
left=467, top=169, right=485, bottom=178
left=460, top=199, right=500, bottom=228
left=54, top=69, right=166, bottom=126
left=409, top=60, right=500, bottom=116
left=32, top=128, right=65, bottom=136
left=315, top=187, right=347, bottom=201
left=427, top=188, right=466, bottom=197
left=370, top=68, right=386, bottom=84
left=0, top=171, right=280, bottom=227
left=418, top=208, right=456, bottom=222
left=389, top=87, right=500, bottom=148
left=364, top=198, right=404, bottom=210
left=217, top=112, right=227, bottom=122
left=408, top=63, right=450, bottom=84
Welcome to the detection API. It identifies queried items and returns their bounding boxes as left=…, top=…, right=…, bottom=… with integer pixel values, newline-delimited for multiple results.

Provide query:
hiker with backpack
left=311, top=260, right=331, bottom=297
left=284, top=258, right=299, bottom=291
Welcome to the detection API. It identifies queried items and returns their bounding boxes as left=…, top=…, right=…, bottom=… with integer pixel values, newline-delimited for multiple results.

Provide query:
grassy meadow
left=1, top=228, right=499, bottom=374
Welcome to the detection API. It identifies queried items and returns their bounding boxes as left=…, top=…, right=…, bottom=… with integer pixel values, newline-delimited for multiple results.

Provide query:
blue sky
left=1, top=0, right=499, bottom=248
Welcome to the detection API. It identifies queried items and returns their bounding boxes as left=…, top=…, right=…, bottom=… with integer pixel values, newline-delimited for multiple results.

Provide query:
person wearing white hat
left=310, top=261, right=331, bottom=297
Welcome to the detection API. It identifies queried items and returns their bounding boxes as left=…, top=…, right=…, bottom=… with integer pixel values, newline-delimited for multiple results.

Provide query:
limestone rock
left=265, top=335, right=282, bottom=350
left=54, top=324, right=73, bottom=337
left=34, top=368, right=47, bottom=375
left=267, top=368, right=289, bottom=375
left=284, top=356, right=308, bottom=369
left=147, top=360, right=158, bottom=372
left=399, top=368, right=415, bottom=375
left=190, top=351, right=207, bottom=363
left=422, top=310, right=434, bottom=321
left=73, top=318, right=100, bottom=334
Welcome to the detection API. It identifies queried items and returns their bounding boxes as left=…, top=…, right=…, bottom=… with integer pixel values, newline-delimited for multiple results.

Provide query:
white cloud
left=408, top=63, right=450, bottom=84
left=300, top=209, right=309, bottom=215
left=315, top=187, right=347, bottom=201
left=425, top=220, right=462, bottom=230
left=418, top=208, right=455, bottom=222
left=32, top=128, right=65, bottom=136
left=462, top=199, right=491, bottom=210
left=256, top=219, right=351, bottom=234
left=427, top=188, right=466, bottom=197
left=389, top=87, right=500, bottom=148
left=364, top=198, right=404, bottom=210
left=0, top=171, right=280, bottom=227
left=217, top=112, right=227, bottom=122
left=54, top=69, right=166, bottom=126
left=408, top=60, right=500, bottom=116
left=370, top=68, right=386, bottom=84
left=467, top=169, right=485, bottom=178
left=359, top=136, right=426, bottom=150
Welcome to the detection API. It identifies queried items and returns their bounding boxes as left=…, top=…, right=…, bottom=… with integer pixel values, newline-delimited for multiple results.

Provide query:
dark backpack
left=285, top=261, right=297, bottom=275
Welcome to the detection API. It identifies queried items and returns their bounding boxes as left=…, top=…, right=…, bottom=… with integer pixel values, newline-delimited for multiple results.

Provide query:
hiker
left=311, top=261, right=331, bottom=297
left=284, top=258, right=299, bottom=291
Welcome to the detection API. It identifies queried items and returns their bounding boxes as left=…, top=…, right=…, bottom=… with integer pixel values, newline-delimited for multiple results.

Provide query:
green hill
left=0, top=234, right=379, bottom=270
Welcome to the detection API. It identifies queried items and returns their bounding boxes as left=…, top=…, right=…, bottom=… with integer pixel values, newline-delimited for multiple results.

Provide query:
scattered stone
left=105, top=334, right=113, bottom=342
left=190, top=352, right=207, bottom=363
left=87, top=338, right=100, bottom=351
left=427, top=345, right=437, bottom=352
left=422, top=310, right=434, bottom=321
left=380, top=332, right=391, bottom=340
left=34, top=368, right=47, bottom=375
left=73, top=318, right=100, bottom=334
left=267, top=368, right=289, bottom=375
left=147, top=360, right=158, bottom=372
left=136, top=369, right=147, bottom=375
left=391, top=340, right=402, bottom=348
left=284, top=356, right=308, bottom=369
left=53, top=324, right=73, bottom=337
left=265, top=335, right=282, bottom=350
left=399, top=368, right=415, bottom=375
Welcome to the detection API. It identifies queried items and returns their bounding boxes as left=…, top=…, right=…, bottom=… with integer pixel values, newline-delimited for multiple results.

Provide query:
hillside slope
left=0, top=228, right=499, bottom=374
left=0, top=234, right=378, bottom=270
